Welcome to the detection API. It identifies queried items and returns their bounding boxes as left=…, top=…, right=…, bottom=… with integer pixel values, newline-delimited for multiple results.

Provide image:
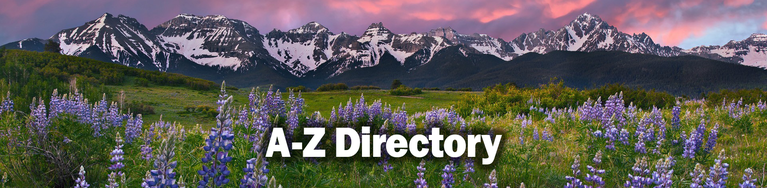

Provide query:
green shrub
left=126, top=101, right=155, bottom=115
left=135, top=78, right=150, bottom=87
left=316, top=83, right=349, bottom=92
left=350, top=85, right=381, bottom=90
left=390, top=85, right=423, bottom=96
left=287, top=85, right=311, bottom=92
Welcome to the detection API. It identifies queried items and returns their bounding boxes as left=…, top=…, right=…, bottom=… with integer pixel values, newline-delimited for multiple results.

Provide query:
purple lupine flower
left=106, top=172, right=119, bottom=188
left=694, top=120, right=706, bottom=149
left=392, top=110, right=408, bottom=133
left=241, top=158, right=269, bottom=188
left=739, top=168, right=757, bottom=188
left=199, top=82, right=236, bottom=187
left=199, top=95, right=236, bottom=187
left=74, top=166, right=90, bottom=188
left=344, top=98, right=354, bottom=122
left=652, top=138, right=664, bottom=154
left=635, top=133, right=647, bottom=154
left=483, top=169, right=497, bottom=188
left=442, top=161, right=456, bottom=188
left=565, top=155, right=584, bottom=188
left=472, top=108, right=484, bottom=116
left=625, top=157, right=652, bottom=188
left=407, top=120, right=417, bottom=135
left=542, top=129, right=553, bottom=142
left=618, top=128, right=630, bottom=145
left=463, top=158, right=475, bottom=180
left=369, top=100, right=383, bottom=122
left=414, top=160, right=428, bottom=188
left=532, top=129, right=539, bottom=140
left=592, top=130, right=603, bottom=138
left=683, top=121, right=706, bottom=159
left=29, top=99, right=49, bottom=138
left=651, top=156, right=674, bottom=188
left=286, top=109, right=299, bottom=142
left=0, top=91, right=13, bottom=114
left=109, top=133, right=125, bottom=176
left=125, top=114, right=143, bottom=144
left=676, top=130, right=687, bottom=145
left=690, top=163, right=706, bottom=188
left=705, top=150, right=729, bottom=188
left=48, top=89, right=62, bottom=119
left=146, top=125, right=180, bottom=188
left=329, top=107, right=337, bottom=125
left=704, top=124, right=719, bottom=153
left=108, top=102, right=121, bottom=127
left=585, top=150, right=605, bottom=188
left=671, top=105, right=681, bottom=130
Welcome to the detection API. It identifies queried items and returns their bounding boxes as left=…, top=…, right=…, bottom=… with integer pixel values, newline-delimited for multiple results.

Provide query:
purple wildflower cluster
left=740, top=168, right=756, bottom=188
left=463, top=158, right=475, bottom=180
left=690, top=163, right=706, bottom=188
left=0, top=91, right=13, bottom=114
left=705, top=150, right=729, bottom=188
left=651, top=156, right=674, bottom=188
left=683, top=120, right=719, bottom=159
left=565, top=155, right=584, bottom=188
left=624, top=157, right=652, bottom=187
left=125, top=114, right=143, bottom=143
left=30, top=90, right=136, bottom=138
left=198, top=83, right=236, bottom=187
left=671, top=105, right=681, bottom=130
left=723, top=98, right=745, bottom=119
left=483, top=169, right=497, bottom=188
left=143, top=125, right=180, bottom=188
left=585, top=150, right=605, bottom=187
left=74, top=166, right=89, bottom=188
left=442, top=161, right=456, bottom=188
left=109, top=133, right=125, bottom=177
left=414, top=160, right=428, bottom=188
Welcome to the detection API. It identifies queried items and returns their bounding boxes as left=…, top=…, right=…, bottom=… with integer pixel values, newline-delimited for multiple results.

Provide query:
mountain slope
left=53, top=13, right=174, bottom=70
left=2, top=12, right=767, bottom=94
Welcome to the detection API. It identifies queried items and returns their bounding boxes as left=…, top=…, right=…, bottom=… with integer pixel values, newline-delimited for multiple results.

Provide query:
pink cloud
left=409, top=12, right=455, bottom=21
left=0, top=0, right=54, bottom=19
left=724, top=0, right=753, bottom=7
left=599, top=0, right=766, bottom=46
left=538, top=0, right=596, bottom=18
left=471, top=8, right=518, bottom=23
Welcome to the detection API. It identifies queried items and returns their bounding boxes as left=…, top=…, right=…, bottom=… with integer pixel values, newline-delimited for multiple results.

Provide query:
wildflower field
left=0, top=81, right=766, bottom=188
left=0, top=50, right=765, bottom=187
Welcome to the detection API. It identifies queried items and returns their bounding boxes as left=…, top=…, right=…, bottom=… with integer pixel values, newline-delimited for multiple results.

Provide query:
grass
left=3, top=83, right=767, bottom=187
left=110, top=83, right=478, bottom=127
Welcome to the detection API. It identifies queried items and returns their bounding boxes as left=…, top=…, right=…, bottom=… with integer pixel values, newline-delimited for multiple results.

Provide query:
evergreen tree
left=44, top=40, right=62, bottom=54
left=391, top=79, right=402, bottom=90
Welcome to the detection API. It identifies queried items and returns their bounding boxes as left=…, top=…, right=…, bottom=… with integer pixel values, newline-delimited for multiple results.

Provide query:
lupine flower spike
left=483, top=169, right=498, bottom=188
left=414, top=160, right=428, bottom=188
left=74, top=166, right=89, bottom=188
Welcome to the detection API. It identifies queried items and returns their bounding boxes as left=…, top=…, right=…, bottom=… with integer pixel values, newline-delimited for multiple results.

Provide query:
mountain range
left=3, top=12, right=767, bottom=94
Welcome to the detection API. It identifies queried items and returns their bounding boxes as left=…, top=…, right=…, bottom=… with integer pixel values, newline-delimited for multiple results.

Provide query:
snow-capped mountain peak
left=289, top=22, right=330, bottom=34
left=5, top=12, right=767, bottom=80
left=747, top=33, right=767, bottom=42
left=54, top=13, right=172, bottom=69
left=151, top=13, right=265, bottom=71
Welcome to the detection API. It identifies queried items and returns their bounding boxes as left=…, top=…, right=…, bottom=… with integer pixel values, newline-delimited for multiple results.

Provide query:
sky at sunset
left=1, top=0, right=766, bottom=49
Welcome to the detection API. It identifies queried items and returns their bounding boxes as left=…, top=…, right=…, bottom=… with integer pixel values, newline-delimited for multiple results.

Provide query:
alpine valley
left=4, top=12, right=767, bottom=94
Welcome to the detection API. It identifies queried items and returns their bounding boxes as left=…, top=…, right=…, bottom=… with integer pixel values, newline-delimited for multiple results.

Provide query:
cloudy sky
left=1, top=0, right=766, bottom=49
